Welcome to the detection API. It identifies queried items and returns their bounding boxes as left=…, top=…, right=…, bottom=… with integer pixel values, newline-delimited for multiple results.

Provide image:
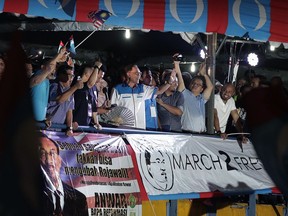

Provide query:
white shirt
left=214, top=94, right=236, bottom=133
left=111, top=83, right=155, bottom=129
left=41, top=166, right=64, bottom=211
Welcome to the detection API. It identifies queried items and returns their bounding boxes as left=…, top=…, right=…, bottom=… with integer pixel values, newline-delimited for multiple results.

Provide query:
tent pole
left=206, top=33, right=217, bottom=135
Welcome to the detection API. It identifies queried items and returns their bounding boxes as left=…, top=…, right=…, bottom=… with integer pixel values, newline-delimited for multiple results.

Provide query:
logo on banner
left=232, top=0, right=267, bottom=31
left=170, top=0, right=204, bottom=23
left=104, top=0, right=140, bottom=18
left=140, top=150, right=174, bottom=191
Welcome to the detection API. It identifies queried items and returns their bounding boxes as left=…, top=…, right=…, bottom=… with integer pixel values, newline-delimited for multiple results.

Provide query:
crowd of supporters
left=1, top=45, right=288, bottom=206
left=0, top=47, right=287, bottom=142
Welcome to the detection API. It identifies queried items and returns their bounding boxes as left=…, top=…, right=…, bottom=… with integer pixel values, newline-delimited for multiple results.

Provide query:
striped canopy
left=1, top=0, right=288, bottom=43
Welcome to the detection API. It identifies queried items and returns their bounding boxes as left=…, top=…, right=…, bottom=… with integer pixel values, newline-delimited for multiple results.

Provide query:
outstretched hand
left=198, top=62, right=207, bottom=76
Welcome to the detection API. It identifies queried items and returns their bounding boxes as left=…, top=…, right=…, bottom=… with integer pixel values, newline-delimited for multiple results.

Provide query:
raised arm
left=198, top=64, right=214, bottom=100
left=29, top=67, right=53, bottom=88
left=56, top=80, right=84, bottom=103
left=156, top=83, right=170, bottom=95
left=30, top=47, right=67, bottom=88
left=156, top=98, right=183, bottom=116
left=174, top=60, right=185, bottom=92
left=87, top=61, right=102, bottom=88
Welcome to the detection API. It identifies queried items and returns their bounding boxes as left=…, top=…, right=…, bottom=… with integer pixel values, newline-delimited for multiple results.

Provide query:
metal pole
left=167, top=200, right=177, bottom=216
left=206, top=33, right=217, bottom=135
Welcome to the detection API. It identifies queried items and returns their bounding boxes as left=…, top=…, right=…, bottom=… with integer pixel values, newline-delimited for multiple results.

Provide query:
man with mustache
left=39, top=134, right=88, bottom=216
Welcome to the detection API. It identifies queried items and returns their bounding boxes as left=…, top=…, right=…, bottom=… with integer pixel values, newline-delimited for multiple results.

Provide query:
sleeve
left=230, top=98, right=237, bottom=111
left=214, top=94, right=220, bottom=108
left=143, top=85, right=157, bottom=100
left=48, top=83, right=59, bottom=102
left=92, top=98, right=97, bottom=112
left=69, top=97, right=75, bottom=110
left=110, top=87, right=119, bottom=105
left=176, top=92, right=184, bottom=107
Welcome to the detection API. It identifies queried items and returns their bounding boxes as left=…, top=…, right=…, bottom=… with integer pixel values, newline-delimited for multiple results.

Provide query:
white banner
left=127, top=134, right=275, bottom=197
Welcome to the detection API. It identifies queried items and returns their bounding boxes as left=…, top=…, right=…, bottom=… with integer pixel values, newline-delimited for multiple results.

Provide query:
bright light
left=38, top=50, right=42, bottom=55
left=125, top=29, right=131, bottom=39
left=270, top=45, right=275, bottom=51
left=200, top=46, right=207, bottom=59
left=190, top=63, right=196, bottom=72
left=247, top=53, right=259, bottom=66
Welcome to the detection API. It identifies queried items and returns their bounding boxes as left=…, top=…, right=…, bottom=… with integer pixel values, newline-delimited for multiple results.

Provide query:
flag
left=88, top=9, right=112, bottom=29
left=68, top=35, right=76, bottom=55
left=57, top=40, right=64, bottom=53
left=57, top=0, right=76, bottom=17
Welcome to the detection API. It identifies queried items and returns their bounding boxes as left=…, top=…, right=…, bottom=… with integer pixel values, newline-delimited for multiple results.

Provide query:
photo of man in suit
left=38, top=134, right=88, bottom=216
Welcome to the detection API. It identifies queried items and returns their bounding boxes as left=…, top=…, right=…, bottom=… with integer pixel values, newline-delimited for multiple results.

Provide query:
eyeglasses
left=66, top=74, right=75, bottom=78
left=39, top=149, right=58, bottom=159
left=191, top=82, right=203, bottom=87
left=151, top=158, right=165, bottom=164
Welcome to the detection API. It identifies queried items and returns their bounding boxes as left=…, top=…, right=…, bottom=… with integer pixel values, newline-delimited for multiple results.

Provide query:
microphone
left=103, top=87, right=109, bottom=101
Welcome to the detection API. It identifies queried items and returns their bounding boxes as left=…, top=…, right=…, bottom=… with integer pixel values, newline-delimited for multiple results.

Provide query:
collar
left=41, top=166, right=64, bottom=196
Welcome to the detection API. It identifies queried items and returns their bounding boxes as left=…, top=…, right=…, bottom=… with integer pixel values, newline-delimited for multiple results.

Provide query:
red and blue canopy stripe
left=0, top=0, right=288, bottom=42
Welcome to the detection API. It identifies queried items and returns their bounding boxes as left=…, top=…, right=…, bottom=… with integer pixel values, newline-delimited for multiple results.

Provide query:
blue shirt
left=158, top=91, right=184, bottom=132
left=181, top=89, right=207, bottom=132
left=30, top=70, right=50, bottom=121
left=47, top=82, right=75, bottom=124
left=145, top=90, right=158, bottom=130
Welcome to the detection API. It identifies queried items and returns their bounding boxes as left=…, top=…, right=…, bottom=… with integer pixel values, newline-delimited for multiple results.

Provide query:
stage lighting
left=190, top=63, right=196, bottom=73
left=125, top=29, right=131, bottom=39
left=247, top=53, right=258, bottom=66
left=200, top=46, right=207, bottom=59
left=270, top=45, right=275, bottom=51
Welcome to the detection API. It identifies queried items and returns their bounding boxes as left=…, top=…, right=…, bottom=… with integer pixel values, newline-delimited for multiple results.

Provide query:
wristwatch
left=216, top=130, right=222, bottom=135
left=93, top=65, right=99, bottom=70
left=66, top=126, right=73, bottom=131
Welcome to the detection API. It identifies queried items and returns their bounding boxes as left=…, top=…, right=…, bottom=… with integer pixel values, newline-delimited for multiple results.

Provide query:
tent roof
left=1, top=1, right=288, bottom=43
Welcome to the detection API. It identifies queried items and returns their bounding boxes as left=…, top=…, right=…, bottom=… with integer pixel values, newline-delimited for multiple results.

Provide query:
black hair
left=75, top=63, right=93, bottom=78
left=37, top=132, right=60, bottom=155
left=100, top=64, right=107, bottom=73
left=56, top=64, right=73, bottom=76
left=189, top=75, right=206, bottom=90
left=144, top=150, right=151, bottom=165
left=55, top=64, right=73, bottom=83
left=161, top=69, right=172, bottom=85
left=124, top=64, right=137, bottom=74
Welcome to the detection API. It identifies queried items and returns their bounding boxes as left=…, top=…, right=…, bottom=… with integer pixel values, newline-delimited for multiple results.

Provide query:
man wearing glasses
left=176, top=61, right=214, bottom=133
left=46, top=64, right=83, bottom=136
left=39, top=134, right=88, bottom=216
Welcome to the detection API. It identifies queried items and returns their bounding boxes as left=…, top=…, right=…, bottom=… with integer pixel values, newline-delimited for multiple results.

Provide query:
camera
left=173, top=54, right=185, bottom=62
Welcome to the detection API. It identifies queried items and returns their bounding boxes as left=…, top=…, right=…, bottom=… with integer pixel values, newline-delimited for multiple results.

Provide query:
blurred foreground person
left=0, top=55, right=6, bottom=80
left=244, top=84, right=288, bottom=195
